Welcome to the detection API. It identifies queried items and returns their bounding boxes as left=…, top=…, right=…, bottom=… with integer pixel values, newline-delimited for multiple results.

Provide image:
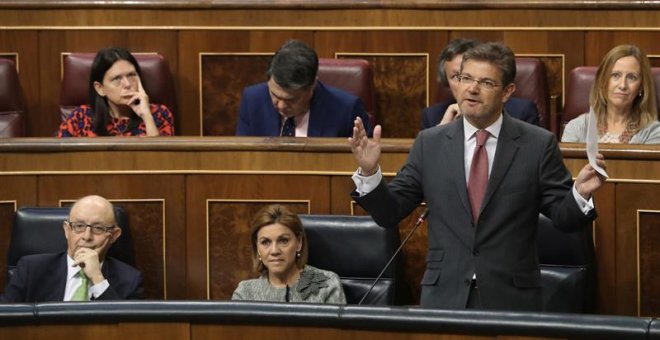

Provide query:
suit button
left=473, top=250, right=480, bottom=256
left=464, top=279, right=471, bottom=286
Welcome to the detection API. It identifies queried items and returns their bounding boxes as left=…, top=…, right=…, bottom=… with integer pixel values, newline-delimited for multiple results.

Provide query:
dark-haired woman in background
left=57, top=47, right=174, bottom=137
left=232, top=204, right=346, bottom=304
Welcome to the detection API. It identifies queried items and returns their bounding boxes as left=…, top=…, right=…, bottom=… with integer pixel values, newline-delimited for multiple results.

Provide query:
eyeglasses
left=66, top=221, right=116, bottom=234
left=457, top=75, right=502, bottom=90
left=107, top=72, right=138, bottom=87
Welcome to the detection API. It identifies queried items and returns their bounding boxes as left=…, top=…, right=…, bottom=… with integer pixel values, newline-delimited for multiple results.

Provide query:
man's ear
left=502, top=83, right=516, bottom=103
left=110, top=227, right=122, bottom=243
left=62, top=222, right=69, bottom=240
left=93, top=81, right=105, bottom=97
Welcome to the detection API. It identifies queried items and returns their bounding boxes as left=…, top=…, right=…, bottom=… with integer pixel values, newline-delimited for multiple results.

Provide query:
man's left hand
left=575, top=153, right=607, bottom=200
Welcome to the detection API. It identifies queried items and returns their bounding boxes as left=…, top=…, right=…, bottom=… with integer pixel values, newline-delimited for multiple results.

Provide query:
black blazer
left=0, top=252, right=143, bottom=303
left=354, top=114, right=595, bottom=311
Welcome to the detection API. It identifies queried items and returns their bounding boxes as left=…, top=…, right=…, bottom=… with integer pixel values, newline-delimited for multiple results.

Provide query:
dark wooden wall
left=0, top=2, right=659, bottom=137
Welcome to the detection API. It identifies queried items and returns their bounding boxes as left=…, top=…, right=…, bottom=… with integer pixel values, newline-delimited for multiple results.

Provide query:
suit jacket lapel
left=265, top=104, right=282, bottom=136
left=481, top=113, right=520, bottom=214
left=307, top=83, right=325, bottom=137
left=50, top=253, right=68, bottom=301
left=445, top=119, right=472, bottom=219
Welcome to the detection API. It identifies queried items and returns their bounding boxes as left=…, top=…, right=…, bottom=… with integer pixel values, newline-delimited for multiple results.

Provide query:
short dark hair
left=461, top=41, right=516, bottom=87
left=249, top=204, right=308, bottom=274
left=266, top=39, right=318, bottom=90
left=437, top=38, right=481, bottom=87
left=89, top=47, right=143, bottom=136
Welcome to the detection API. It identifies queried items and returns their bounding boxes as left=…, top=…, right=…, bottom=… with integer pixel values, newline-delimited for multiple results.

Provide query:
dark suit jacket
left=421, top=97, right=539, bottom=129
left=354, top=114, right=594, bottom=311
left=0, top=252, right=144, bottom=303
left=236, top=81, right=372, bottom=137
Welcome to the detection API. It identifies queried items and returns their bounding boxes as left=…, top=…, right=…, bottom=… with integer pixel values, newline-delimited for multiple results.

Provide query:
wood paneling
left=201, top=54, right=271, bottom=136
left=638, top=211, right=660, bottom=317
left=585, top=32, right=660, bottom=66
left=615, top=183, right=660, bottom=316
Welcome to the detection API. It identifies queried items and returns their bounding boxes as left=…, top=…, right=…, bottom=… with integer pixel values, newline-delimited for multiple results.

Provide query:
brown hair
left=590, top=44, right=658, bottom=138
left=461, top=41, right=516, bottom=87
left=249, top=204, right=308, bottom=274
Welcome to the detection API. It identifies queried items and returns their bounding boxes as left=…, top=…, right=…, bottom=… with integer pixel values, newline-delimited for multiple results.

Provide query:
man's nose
left=276, top=100, right=288, bottom=111
left=80, top=226, right=94, bottom=239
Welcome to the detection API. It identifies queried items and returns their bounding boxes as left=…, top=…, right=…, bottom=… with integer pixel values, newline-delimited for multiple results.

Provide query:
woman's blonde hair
left=590, top=44, right=658, bottom=136
left=249, top=204, right=308, bottom=274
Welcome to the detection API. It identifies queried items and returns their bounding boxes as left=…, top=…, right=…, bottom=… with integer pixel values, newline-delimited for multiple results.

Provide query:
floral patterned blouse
left=57, top=104, right=175, bottom=137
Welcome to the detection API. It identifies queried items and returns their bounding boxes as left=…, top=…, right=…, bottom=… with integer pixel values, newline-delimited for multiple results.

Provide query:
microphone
left=358, top=208, right=429, bottom=305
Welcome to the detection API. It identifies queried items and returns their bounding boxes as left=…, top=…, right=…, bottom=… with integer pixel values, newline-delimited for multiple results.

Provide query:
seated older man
left=1, top=195, right=143, bottom=302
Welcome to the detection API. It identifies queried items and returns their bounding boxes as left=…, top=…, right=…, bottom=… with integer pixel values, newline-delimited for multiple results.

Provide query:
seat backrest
left=317, top=58, right=375, bottom=125
left=560, top=66, right=660, bottom=135
left=299, top=214, right=401, bottom=305
left=7, top=207, right=135, bottom=277
left=59, top=53, right=176, bottom=121
left=436, top=57, right=549, bottom=128
left=0, top=58, right=25, bottom=137
left=537, top=213, right=596, bottom=313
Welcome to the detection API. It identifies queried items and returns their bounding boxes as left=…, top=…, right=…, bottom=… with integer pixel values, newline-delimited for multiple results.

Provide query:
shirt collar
left=463, top=113, right=503, bottom=142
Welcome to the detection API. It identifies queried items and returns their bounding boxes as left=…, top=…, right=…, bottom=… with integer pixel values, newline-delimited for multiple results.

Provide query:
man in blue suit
left=422, top=39, right=539, bottom=129
left=236, top=39, right=372, bottom=137
left=0, top=195, right=143, bottom=302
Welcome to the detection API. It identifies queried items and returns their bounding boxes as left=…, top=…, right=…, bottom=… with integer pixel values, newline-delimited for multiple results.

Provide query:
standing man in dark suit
left=1, top=195, right=143, bottom=302
left=349, top=42, right=605, bottom=311
left=421, top=38, right=539, bottom=129
left=236, top=39, right=372, bottom=137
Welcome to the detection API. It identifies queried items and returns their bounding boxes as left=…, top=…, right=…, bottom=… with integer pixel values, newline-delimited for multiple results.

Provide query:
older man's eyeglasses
left=457, top=75, right=502, bottom=90
left=66, top=221, right=116, bottom=234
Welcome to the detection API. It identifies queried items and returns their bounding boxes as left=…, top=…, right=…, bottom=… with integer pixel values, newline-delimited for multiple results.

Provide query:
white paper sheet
left=585, top=107, right=609, bottom=178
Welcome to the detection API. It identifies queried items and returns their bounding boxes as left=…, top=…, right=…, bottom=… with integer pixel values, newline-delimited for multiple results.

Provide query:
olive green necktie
left=71, top=271, right=89, bottom=301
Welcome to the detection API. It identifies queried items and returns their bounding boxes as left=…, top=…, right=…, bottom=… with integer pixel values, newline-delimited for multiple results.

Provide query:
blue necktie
left=281, top=117, right=296, bottom=137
